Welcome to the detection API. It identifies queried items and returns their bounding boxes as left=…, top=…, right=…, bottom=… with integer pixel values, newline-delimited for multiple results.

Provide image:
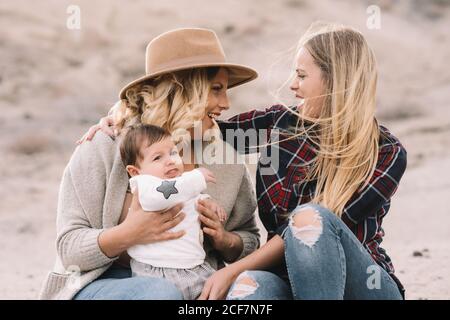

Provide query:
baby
left=119, top=123, right=226, bottom=300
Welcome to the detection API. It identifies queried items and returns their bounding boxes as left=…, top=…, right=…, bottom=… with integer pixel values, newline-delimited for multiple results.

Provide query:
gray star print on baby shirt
left=156, top=180, right=179, bottom=199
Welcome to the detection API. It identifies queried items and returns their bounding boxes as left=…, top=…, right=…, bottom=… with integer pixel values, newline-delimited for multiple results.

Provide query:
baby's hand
left=198, top=168, right=216, bottom=184
left=216, top=206, right=228, bottom=224
left=199, top=197, right=228, bottom=224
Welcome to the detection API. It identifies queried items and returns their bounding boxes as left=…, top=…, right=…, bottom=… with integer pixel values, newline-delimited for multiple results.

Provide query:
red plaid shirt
left=218, top=105, right=407, bottom=295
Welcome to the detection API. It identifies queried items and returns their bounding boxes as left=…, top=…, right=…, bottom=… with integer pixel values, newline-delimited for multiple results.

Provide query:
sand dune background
left=0, top=0, right=449, bottom=299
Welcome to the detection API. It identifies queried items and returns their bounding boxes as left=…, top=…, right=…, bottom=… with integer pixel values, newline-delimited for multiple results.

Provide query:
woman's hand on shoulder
left=76, top=115, right=116, bottom=145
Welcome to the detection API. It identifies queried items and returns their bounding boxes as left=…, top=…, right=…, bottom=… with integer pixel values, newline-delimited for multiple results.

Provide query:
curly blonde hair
left=110, top=67, right=220, bottom=147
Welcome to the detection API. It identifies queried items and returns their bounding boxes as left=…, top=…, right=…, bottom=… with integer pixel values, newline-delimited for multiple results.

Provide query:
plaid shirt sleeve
left=342, top=141, right=407, bottom=224
left=276, top=138, right=407, bottom=236
left=217, top=105, right=287, bottom=154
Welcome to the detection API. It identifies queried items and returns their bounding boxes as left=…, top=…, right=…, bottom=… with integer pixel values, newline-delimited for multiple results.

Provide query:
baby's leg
left=164, top=262, right=216, bottom=300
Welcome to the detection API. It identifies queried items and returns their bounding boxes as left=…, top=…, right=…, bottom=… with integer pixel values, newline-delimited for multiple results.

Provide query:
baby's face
left=136, top=136, right=184, bottom=179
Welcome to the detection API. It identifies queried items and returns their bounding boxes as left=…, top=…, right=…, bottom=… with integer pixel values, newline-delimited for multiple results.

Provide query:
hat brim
left=118, top=62, right=258, bottom=99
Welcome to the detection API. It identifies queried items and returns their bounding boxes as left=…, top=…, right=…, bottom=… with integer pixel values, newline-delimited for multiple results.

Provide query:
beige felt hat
left=118, top=28, right=258, bottom=99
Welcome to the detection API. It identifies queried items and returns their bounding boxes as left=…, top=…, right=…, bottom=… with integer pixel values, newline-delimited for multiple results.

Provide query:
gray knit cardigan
left=39, top=132, right=260, bottom=299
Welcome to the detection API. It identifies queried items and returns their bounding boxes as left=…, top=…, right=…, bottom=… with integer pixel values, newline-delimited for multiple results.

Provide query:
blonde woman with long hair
left=198, top=22, right=408, bottom=300
left=87, top=22, right=407, bottom=300
left=39, top=28, right=260, bottom=300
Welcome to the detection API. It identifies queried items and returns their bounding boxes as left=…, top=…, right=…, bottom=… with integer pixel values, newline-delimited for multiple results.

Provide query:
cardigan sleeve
left=274, top=141, right=407, bottom=237
left=226, top=166, right=260, bottom=262
left=55, top=140, right=118, bottom=272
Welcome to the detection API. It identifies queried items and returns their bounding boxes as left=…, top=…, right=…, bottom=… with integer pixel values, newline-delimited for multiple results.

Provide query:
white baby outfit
left=127, top=169, right=215, bottom=299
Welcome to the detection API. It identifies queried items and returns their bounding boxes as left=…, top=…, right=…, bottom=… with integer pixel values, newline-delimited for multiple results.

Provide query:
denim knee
left=285, top=203, right=341, bottom=248
left=290, top=203, right=342, bottom=228
left=290, top=203, right=337, bottom=220
left=227, top=270, right=291, bottom=300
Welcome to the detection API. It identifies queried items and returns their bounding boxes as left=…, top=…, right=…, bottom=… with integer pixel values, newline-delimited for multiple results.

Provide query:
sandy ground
left=0, top=0, right=449, bottom=299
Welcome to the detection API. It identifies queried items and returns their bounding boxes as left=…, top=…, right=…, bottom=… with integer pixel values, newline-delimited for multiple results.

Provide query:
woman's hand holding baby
left=123, top=190, right=186, bottom=246
left=197, top=198, right=242, bottom=262
left=83, top=115, right=240, bottom=260
left=99, top=190, right=186, bottom=258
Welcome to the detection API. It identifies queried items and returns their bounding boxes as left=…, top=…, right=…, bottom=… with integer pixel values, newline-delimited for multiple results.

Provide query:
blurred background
left=0, top=0, right=449, bottom=299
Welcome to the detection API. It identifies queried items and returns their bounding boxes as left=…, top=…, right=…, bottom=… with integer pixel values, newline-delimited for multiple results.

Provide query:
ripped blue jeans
left=227, top=203, right=403, bottom=300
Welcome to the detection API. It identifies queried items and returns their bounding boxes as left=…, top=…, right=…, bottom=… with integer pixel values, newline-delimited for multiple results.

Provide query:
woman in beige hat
left=39, top=28, right=260, bottom=300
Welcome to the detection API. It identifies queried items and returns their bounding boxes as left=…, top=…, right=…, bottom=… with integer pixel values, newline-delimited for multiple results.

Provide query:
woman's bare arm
left=229, top=235, right=284, bottom=273
left=198, top=235, right=285, bottom=300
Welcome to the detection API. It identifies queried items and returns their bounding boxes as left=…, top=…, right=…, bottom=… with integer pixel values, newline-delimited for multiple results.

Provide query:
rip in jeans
left=289, top=207, right=323, bottom=248
left=228, top=271, right=259, bottom=299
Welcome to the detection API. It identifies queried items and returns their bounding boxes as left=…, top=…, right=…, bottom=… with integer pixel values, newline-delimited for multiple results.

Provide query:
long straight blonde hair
left=285, top=22, right=381, bottom=217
